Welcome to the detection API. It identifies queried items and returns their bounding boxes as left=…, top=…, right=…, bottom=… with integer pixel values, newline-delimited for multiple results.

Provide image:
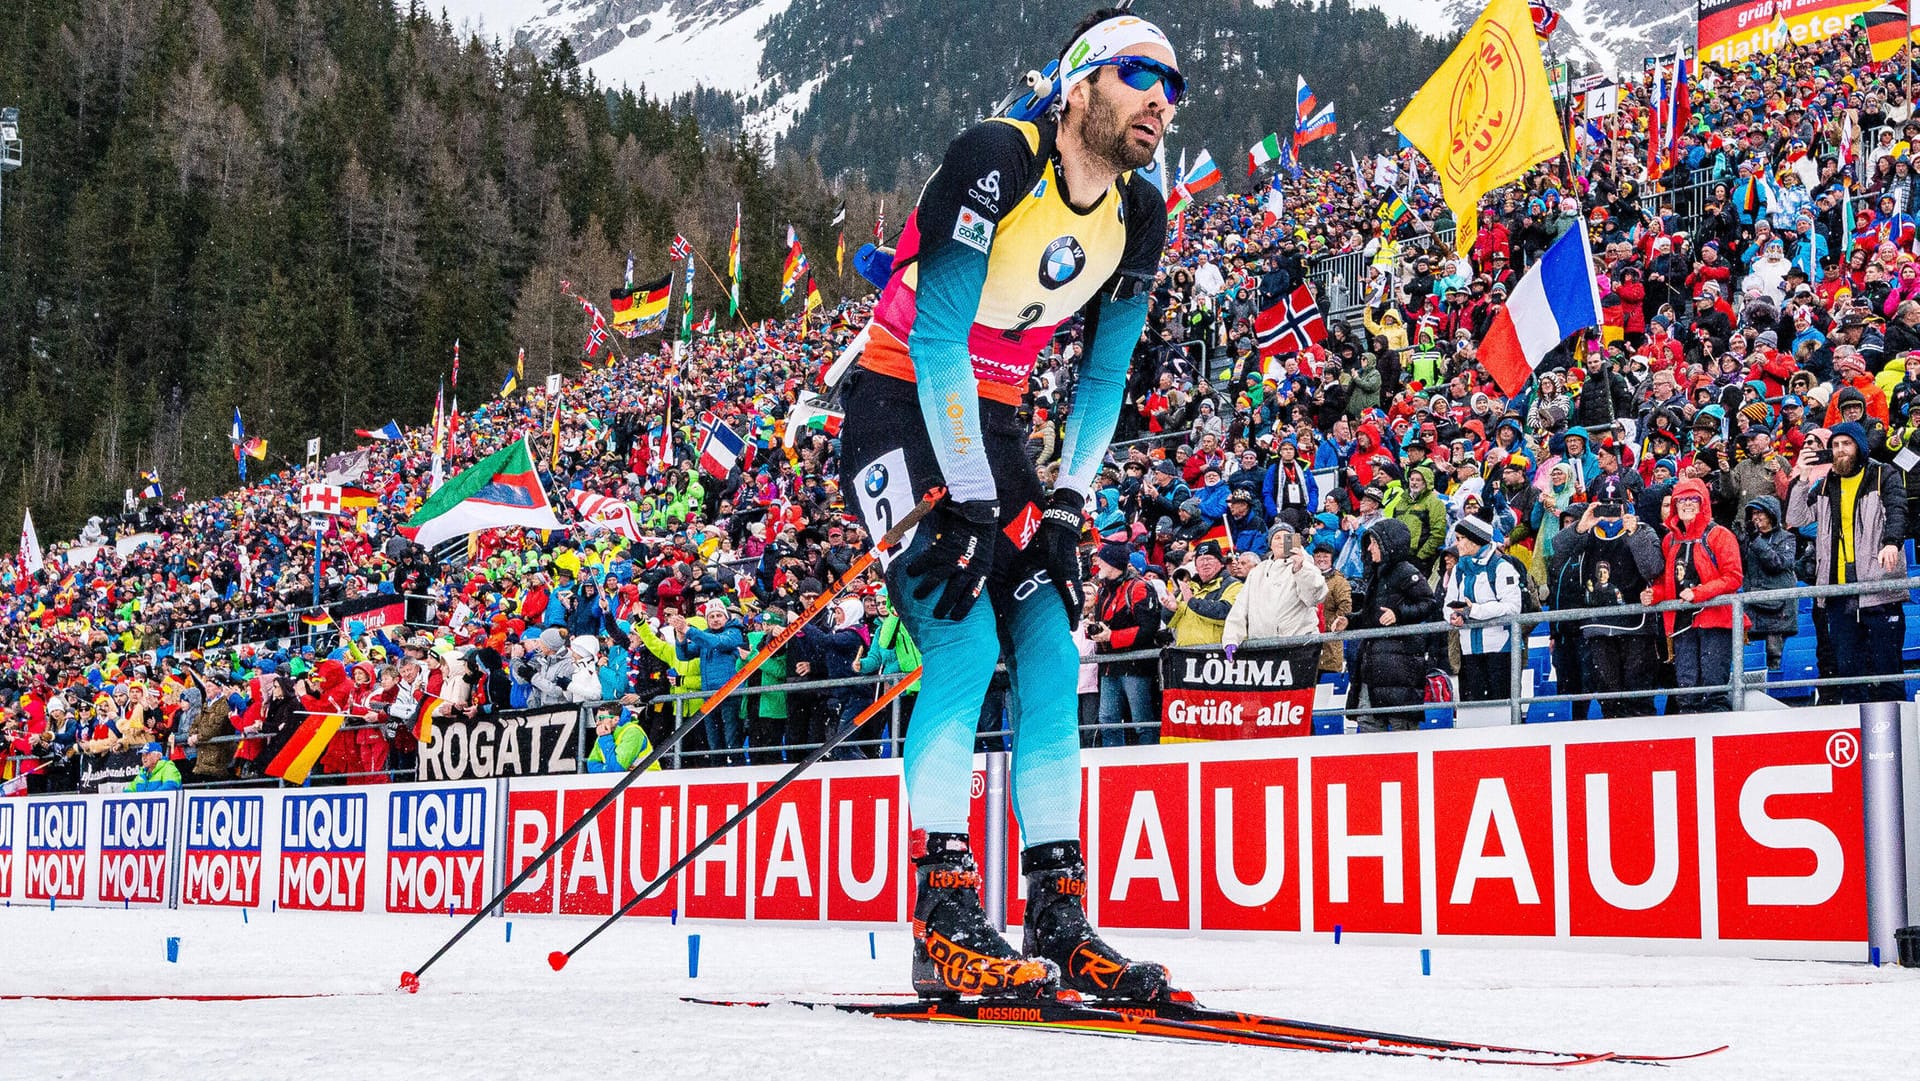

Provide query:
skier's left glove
left=1033, top=489, right=1088, bottom=624
left=904, top=498, right=1000, bottom=622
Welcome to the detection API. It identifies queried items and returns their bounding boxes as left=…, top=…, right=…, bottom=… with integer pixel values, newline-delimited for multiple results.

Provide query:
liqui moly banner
left=0, top=792, right=180, bottom=907
left=1159, top=644, right=1320, bottom=740
left=177, top=783, right=503, bottom=915
left=98, top=796, right=170, bottom=905
left=183, top=794, right=265, bottom=907
left=24, top=800, right=86, bottom=901
left=1697, top=0, right=1885, bottom=65
left=503, top=760, right=906, bottom=922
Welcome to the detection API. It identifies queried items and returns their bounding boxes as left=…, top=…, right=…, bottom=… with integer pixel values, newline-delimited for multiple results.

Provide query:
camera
left=1593, top=502, right=1623, bottom=519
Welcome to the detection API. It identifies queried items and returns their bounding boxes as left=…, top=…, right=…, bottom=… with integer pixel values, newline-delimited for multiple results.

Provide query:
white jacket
left=1222, top=557, right=1329, bottom=647
left=1442, top=548, right=1523, bottom=655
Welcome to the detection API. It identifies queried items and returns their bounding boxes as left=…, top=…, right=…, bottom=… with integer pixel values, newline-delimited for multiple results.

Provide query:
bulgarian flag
left=782, top=393, right=844, bottom=448
left=400, top=437, right=563, bottom=549
left=265, top=713, right=345, bottom=786
left=1248, top=133, right=1284, bottom=175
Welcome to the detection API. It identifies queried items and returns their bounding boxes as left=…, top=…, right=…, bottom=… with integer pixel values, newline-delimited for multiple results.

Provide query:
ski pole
left=548, top=666, right=921, bottom=971
left=400, top=489, right=941, bottom=992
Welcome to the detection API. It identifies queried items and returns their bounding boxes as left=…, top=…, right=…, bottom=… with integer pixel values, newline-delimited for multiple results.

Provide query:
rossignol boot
left=912, top=832, right=1059, bottom=1000
left=1021, top=840, right=1172, bottom=1001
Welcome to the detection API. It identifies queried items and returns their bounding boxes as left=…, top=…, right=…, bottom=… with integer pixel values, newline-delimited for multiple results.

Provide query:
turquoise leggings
left=888, top=528, right=1084, bottom=847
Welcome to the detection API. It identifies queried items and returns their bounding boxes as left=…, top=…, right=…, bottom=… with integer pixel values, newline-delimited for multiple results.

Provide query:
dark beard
left=1076, top=82, right=1157, bottom=172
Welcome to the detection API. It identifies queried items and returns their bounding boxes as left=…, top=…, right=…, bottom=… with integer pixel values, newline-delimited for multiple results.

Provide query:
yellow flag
left=1393, top=0, right=1564, bottom=258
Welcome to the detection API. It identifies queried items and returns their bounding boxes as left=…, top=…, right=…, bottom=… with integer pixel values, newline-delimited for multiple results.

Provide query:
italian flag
left=1248, top=133, right=1284, bottom=175
left=401, top=437, right=562, bottom=550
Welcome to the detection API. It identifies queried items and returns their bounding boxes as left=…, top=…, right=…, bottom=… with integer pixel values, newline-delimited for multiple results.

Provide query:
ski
left=1092, top=992, right=1728, bottom=1065
left=685, top=996, right=1618, bottom=1066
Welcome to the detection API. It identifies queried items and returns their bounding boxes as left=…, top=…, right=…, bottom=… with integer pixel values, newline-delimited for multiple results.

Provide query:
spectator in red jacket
left=1646, top=477, right=1745, bottom=714
left=1089, top=542, right=1161, bottom=748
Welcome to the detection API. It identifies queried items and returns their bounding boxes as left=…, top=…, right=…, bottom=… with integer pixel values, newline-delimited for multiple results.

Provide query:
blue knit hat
left=1829, top=421, right=1870, bottom=456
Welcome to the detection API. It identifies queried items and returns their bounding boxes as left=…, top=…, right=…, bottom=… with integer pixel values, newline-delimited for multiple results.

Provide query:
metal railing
left=17, top=573, right=1918, bottom=792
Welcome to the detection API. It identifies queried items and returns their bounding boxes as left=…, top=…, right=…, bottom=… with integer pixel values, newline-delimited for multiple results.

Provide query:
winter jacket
left=1168, top=571, right=1244, bottom=647
left=1785, top=457, right=1910, bottom=609
left=678, top=617, right=747, bottom=693
left=1222, top=557, right=1328, bottom=647
left=189, top=696, right=236, bottom=777
left=127, top=758, right=182, bottom=792
left=1651, top=477, right=1747, bottom=634
left=1319, top=571, right=1353, bottom=672
left=1393, top=488, right=1449, bottom=567
left=1739, top=496, right=1801, bottom=636
left=1093, top=573, right=1161, bottom=677
left=1349, top=519, right=1440, bottom=691
left=586, top=715, right=660, bottom=773
left=1443, top=546, right=1523, bottom=655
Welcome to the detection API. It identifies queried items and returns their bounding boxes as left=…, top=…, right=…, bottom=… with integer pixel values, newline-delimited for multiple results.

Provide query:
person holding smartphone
left=1223, top=523, right=1327, bottom=651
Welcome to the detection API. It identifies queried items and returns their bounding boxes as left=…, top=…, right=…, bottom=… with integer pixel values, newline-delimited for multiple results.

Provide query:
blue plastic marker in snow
left=448, top=903, right=455, bottom=918
left=242, top=909, right=248, bottom=924
left=1333, top=924, right=1342, bottom=944
left=869, top=931, right=876, bottom=960
left=670, top=908, right=678, bottom=925
left=506, top=921, right=513, bottom=944
left=688, top=934, right=701, bottom=978
left=1420, top=948, right=1431, bottom=976
left=49, top=896, right=55, bottom=911
left=166, top=937, right=180, bottom=963
left=1871, top=946, right=1881, bottom=967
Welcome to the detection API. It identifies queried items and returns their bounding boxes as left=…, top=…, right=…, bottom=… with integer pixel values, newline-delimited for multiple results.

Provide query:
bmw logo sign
left=863, top=463, right=889, bottom=497
left=1039, top=236, right=1086, bottom=290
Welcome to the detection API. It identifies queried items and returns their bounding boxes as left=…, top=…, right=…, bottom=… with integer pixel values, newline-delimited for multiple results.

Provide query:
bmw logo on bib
left=863, top=463, right=890, bottom=497
left=1039, top=236, right=1086, bottom=290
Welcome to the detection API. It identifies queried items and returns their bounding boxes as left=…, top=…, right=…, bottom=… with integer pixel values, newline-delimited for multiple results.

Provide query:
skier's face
left=1073, top=45, right=1177, bottom=172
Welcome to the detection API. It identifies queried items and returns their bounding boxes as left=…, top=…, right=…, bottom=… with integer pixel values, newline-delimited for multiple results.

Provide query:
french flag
left=1478, top=220, right=1603, bottom=398
left=355, top=420, right=403, bottom=442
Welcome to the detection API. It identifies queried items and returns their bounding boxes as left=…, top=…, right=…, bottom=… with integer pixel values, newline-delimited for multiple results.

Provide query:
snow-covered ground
left=5, top=906, right=1916, bottom=1079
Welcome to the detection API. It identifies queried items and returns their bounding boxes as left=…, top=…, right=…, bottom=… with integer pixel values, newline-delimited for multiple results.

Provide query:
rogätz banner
left=415, top=706, right=581, bottom=782
left=1697, top=0, right=1885, bottom=66
left=1159, top=644, right=1321, bottom=740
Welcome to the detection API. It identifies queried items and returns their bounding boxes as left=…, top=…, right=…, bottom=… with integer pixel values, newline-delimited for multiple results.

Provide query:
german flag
left=1199, top=520, right=1235, bottom=552
left=613, top=273, right=671, bottom=333
left=338, top=486, right=377, bottom=511
left=299, top=611, right=333, bottom=628
left=413, top=692, right=445, bottom=745
left=1859, top=5, right=1914, bottom=62
left=266, top=713, right=345, bottom=785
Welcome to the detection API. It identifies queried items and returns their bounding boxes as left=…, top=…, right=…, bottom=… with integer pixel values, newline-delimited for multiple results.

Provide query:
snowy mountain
left=434, top=0, right=791, bottom=101
left=1353, top=0, right=1695, bottom=74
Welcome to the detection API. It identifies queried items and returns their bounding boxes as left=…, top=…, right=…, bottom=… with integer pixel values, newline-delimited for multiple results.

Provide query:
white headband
left=1059, top=15, right=1176, bottom=99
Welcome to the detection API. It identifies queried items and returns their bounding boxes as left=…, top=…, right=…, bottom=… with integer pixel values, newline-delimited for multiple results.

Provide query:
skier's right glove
left=904, top=498, right=1000, bottom=622
left=1032, top=489, right=1087, bottom=623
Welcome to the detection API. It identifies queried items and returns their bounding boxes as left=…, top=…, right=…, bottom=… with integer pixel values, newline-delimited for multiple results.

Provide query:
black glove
left=903, top=499, right=1000, bottom=621
left=1033, top=489, right=1087, bottom=622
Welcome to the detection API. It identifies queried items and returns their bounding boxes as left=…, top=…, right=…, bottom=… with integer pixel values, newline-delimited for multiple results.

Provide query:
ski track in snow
left=4, top=907, right=1917, bottom=1078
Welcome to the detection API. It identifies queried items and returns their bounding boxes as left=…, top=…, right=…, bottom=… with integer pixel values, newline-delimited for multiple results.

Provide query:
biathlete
left=838, top=8, right=1180, bottom=1001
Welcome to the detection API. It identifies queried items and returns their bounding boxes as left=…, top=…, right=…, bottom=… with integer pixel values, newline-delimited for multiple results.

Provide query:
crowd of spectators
left=7, top=25, right=1920, bottom=791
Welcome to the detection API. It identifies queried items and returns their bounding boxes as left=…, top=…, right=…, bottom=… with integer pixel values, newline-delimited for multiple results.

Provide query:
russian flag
left=1182, top=149, right=1221, bottom=193
left=1478, top=220, right=1603, bottom=398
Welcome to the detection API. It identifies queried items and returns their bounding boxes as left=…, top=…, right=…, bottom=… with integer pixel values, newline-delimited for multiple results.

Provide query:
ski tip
left=398, top=972, right=420, bottom=994
left=547, top=950, right=570, bottom=972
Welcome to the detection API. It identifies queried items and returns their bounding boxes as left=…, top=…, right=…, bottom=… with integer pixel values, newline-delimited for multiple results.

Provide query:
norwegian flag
left=567, top=489, right=644, bottom=541
left=574, top=293, right=610, bottom=357
left=670, top=234, right=692, bottom=261
left=1528, top=0, right=1561, bottom=40
left=697, top=410, right=748, bottom=479
left=1254, top=286, right=1326, bottom=360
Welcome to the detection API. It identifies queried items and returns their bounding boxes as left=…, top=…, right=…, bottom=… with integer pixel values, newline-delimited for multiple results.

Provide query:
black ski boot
left=1021, top=840, right=1172, bottom=1001
left=912, top=833, right=1059, bottom=1000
